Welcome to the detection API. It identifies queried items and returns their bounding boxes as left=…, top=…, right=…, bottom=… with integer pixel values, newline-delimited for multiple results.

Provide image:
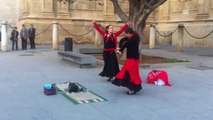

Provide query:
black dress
left=93, top=22, right=129, bottom=79
left=99, top=34, right=119, bottom=78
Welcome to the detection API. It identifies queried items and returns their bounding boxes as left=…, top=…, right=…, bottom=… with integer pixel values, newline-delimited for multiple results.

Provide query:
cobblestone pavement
left=0, top=44, right=213, bottom=120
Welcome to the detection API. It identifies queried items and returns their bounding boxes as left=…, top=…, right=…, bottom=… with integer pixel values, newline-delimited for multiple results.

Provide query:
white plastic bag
left=154, top=79, right=165, bottom=86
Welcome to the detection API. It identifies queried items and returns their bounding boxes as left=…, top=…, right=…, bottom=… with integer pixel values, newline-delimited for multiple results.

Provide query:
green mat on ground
left=55, top=82, right=107, bottom=104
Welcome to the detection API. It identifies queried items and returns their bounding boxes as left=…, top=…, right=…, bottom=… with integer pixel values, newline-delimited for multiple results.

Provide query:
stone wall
left=1, top=0, right=213, bottom=47
left=0, top=0, right=19, bottom=35
left=17, top=0, right=111, bottom=45
left=154, top=0, right=213, bottom=47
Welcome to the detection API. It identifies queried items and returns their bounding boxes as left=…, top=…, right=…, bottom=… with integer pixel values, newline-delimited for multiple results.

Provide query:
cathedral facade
left=1, top=0, right=213, bottom=47
left=155, top=0, right=213, bottom=48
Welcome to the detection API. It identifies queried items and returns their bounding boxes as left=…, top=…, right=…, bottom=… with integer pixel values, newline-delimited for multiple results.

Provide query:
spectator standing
left=11, top=27, right=19, bottom=50
left=20, top=24, right=28, bottom=50
left=29, top=24, right=36, bottom=49
left=0, top=31, right=1, bottom=42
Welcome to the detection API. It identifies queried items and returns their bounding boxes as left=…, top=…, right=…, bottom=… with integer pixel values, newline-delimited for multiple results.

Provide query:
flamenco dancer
left=112, top=27, right=142, bottom=95
left=93, top=20, right=129, bottom=81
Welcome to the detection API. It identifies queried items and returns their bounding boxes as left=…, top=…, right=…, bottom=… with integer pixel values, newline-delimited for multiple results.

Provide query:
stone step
left=79, top=48, right=103, bottom=54
left=58, top=51, right=97, bottom=68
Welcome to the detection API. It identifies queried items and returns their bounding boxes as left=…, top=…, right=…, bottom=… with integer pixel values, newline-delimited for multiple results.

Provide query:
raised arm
left=114, top=23, right=129, bottom=36
left=93, top=21, right=105, bottom=36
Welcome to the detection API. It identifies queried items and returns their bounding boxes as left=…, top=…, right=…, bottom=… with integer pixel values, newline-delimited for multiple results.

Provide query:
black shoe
left=107, top=77, right=112, bottom=81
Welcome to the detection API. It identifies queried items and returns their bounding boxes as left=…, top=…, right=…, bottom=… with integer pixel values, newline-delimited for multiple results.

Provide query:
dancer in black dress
left=93, top=21, right=129, bottom=81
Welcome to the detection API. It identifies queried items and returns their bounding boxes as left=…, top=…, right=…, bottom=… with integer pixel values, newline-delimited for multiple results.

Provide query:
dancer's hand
left=115, top=48, right=121, bottom=54
left=92, top=20, right=96, bottom=23
left=127, top=21, right=132, bottom=26
left=116, top=51, right=122, bottom=54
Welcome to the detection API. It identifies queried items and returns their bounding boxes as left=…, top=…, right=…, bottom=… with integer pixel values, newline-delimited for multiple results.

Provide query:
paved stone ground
left=0, top=44, right=213, bottom=120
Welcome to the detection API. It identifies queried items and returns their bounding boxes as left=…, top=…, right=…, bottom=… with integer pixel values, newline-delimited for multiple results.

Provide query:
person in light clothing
left=20, top=24, right=28, bottom=50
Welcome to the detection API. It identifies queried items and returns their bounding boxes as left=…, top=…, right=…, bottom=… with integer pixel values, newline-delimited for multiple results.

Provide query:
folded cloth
left=147, top=70, right=171, bottom=86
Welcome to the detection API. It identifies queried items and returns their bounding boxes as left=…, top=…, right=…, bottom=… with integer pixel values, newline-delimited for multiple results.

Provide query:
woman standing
left=93, top=21, right=128, bottom=81
left=112, top=27, right=142, bottom=95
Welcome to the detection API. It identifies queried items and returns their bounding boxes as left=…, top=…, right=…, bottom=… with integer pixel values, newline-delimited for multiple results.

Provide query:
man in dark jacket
left=11, top=27, right=19, bottom=50
left=29, top=24, right=36, bottom=49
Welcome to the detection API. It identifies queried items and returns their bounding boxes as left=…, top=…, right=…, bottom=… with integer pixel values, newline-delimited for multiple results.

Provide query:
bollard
left=52, top=21, right=59, bottom=50
left=95, top=30, right=102, bottom=47
left=149, top=24, right=155, bottom=49
left=1, top=21, right=8, bottom=51
left=176, top=24, right=184, bottom=52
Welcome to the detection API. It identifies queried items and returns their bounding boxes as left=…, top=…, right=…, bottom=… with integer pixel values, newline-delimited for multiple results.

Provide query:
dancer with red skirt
left=93, top=21, right=129, bottom=81
left=112, top=27, right=142, bottom=95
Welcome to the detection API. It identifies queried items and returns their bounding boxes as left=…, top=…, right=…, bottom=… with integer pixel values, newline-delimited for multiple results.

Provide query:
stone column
left=52, top=21, right=59, bottom=50
left=176, top=24, right=184, bottom=52
left=95, top=30, right=102, bottom=47
left=1, top=21, right=8, bottom=52
left=149, top=24, right=155, bottom=49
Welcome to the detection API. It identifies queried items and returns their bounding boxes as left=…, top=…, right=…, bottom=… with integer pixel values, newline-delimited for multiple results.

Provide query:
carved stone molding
left=42, top=0, right=54, bottom=17
left=197, top=0, right=210, bottom=19
left=57, top=2, right=70, bottom=18
left=21, top=0, right=30, bottom=16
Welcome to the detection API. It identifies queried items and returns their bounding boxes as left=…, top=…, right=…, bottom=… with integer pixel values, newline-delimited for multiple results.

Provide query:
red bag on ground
left=146, top=70, right=171, bottom=86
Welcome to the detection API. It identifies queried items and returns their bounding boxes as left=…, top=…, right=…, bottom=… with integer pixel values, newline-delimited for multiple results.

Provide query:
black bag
left=68, top=82, right=79, bottom=93
left=10, top=36, right=13, bottom=41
